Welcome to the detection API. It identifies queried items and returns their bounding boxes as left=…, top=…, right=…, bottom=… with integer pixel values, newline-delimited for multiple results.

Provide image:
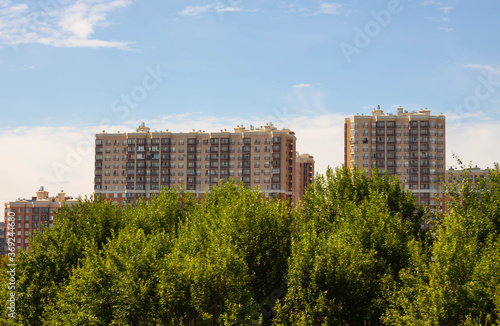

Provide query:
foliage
left=0, top=165, right=499, bottom=325
left=274, top=167, right=422, bottom=325
left=383, top=163, right=500, bottom=325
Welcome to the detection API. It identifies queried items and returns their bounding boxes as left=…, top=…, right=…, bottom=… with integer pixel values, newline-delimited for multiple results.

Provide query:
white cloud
left=440, top=6, right=454, bottom=14
left=177, top=5, right=213, bottom=17
left=318, top=3, right=342, bottom=15
left=286, top=2, right=344, bottom=16
left=446, top=110, right=489, bottom=121
left=447, top=120, right=500, bottom=169
left=439, top=27, right=453, bottom=32
left=285, top=4, right=310, bottom=15
left=292, top=83, right=312, bottom=89
left=464, top=64, right=500, bottom=75
left=0, top=126, right=97, bottom=207
left=422, top=0, right=456, bottom=31
left=177, top=4, right=254, bottom=17
left=422, top=0, right=456, bottom=14
left=215, top=5, right=244, bottom=13
left=0, top=0, right=132, bottom=49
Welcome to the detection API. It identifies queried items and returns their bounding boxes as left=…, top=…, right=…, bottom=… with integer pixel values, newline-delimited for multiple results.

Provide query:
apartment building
left=447, top=166, right=489, bottom=185
left=294, top=153, right=315, bottom=203
left=0, top=222, right=5, bottom=256
left=94, top=123, right=314, bottom=205
left=4, top=187, right=78, bottom=254
left=344, top=106, right=446, bottom=207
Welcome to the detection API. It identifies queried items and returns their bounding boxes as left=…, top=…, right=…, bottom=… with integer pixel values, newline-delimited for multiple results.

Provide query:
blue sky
left=1, top=0, right=500, bottom=203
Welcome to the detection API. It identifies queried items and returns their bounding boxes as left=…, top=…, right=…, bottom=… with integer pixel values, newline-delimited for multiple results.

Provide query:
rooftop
left=98, top=122, right=295, bottom=135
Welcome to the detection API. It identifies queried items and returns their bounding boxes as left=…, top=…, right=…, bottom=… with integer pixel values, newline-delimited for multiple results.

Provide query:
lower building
left=3, top=187, right=78, bottom=255
left=443, top=166, right=490, bottom=214
left=447, top=166, right=489, bottom=185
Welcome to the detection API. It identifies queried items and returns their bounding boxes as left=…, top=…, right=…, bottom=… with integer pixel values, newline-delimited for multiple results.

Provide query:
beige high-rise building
left=294, top=153, right=315, bottom=203
left=344, top=106, right=446, bottom=207
left=4, top=187, right=78, bottom=254
left=94, top=123, right=314, bottom=205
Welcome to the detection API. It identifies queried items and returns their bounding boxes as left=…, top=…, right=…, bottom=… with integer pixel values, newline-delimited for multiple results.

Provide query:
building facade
left=294, top=153, right=315, bottom=203
left=94, top=123, right=314, bottom=205
left=447, top=166, right=489, bottom=185
left=3, top=187, right=78, bottom=254
left=344, top=106, right=446, bottom=207
left=0, top=222, right=5, bottom=256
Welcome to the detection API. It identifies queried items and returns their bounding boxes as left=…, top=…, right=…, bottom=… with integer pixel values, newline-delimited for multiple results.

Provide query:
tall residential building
left=94, top=123, right=314, bottom=205
left=0, top=222, right=5, bottom=256
left=4, top=187, right=78, bottom=254
left=344, top=106, right=446, bottom=207
left=294, top=153, right=315, bottom=202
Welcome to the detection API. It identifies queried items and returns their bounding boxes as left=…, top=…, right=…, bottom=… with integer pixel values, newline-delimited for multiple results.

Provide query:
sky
left=1, top=0, right=500, bottom=204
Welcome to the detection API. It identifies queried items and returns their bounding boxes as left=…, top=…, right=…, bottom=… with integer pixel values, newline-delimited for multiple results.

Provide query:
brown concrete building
left=447, top=166, right=489, bottom=185
left=294, top=153, right=315, bottom=203
left=94, top=123, right=314, bottom=205
left=344, top=106, right=446, bottom=208
left=443, top=166, right=490, bottom=214
left=0, top=222, right=5, bottom=256
left=3, top=187, right=78, bottom=254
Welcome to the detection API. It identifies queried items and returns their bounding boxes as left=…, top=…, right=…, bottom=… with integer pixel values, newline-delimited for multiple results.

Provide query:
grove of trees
left=1, top=164, right=500, bottom=325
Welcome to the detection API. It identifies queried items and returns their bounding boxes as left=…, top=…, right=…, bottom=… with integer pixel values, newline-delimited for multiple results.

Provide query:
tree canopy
left=1, top=164, right=500, bottom=325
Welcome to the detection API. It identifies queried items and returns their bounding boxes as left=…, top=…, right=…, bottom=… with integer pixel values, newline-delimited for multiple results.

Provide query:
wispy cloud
left=177, top=3, right=255, bottom=17
left=447, top=120, right=500, bottom=169
left=464, top=64, right=500, bottom=75
left=318, top=3, right=342, bottom=15
left=177, top=5, right=213, bottom=17
left=0, top=125, right=98, bottom=207
left=0, top=0, right=132, bottom=49
left=440, top=6, right=454, bottom=14
left=422, top=0, right=457, bottom=14
left=286, top=2, right=344, bottom=17
left=446, top=110, right=489, bottom=121
left=422, top=0, right=456, bottom=31
left=292, top=83, right=312, bottom=89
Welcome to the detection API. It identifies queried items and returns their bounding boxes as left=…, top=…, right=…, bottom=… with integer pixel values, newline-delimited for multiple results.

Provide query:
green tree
left=384, top=163, right=500, bottom=325
left=14, top=197, right=126, bottom=325
left=274, top=166, right=422, bottom=325
left=172, top=179, right=293, bottom=324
